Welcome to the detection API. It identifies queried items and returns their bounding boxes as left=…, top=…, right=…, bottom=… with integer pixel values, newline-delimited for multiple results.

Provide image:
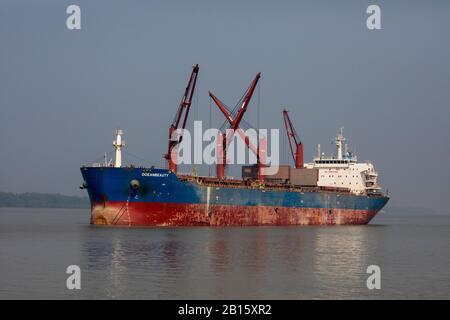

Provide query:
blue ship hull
left=80, top=167, right=389, bottom=226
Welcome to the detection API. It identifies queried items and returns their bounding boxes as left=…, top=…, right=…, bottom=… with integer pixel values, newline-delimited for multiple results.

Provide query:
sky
left=0, top=0, right=449, bottom=213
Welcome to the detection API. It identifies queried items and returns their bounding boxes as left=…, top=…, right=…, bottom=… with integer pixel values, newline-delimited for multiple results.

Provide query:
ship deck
left=177, top=174, right=386, bottom=198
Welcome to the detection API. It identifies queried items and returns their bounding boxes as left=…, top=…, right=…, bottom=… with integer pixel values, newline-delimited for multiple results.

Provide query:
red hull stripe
left=91, top=201, right=377, bottom=226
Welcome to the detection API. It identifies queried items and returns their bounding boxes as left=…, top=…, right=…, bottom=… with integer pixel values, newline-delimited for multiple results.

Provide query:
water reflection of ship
left=82, top=232, right=127, bottom=298
left=82, top=229, right=189, bottom=298
left=311, top=226, right=378, bottom=298
left=206, top=228, right=312, bottom=298
left=79, top=227, right=381, bottom=299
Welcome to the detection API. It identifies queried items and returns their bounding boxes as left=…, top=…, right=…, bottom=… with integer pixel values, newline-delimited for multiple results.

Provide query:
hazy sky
left=0, top=0, right=449, bottom=213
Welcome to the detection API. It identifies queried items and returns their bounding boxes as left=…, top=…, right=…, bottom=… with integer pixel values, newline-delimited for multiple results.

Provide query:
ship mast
left=113, top=129, right=125, bottom=168
left=335, top=127, right=345, bottom=160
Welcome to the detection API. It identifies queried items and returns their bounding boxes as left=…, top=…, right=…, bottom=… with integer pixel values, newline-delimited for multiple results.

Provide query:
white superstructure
left=304, top=128, right=381, bottom=195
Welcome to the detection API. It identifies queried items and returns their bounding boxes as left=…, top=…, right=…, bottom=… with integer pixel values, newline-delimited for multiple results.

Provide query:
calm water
left=0, top=207, right=449, bottom=299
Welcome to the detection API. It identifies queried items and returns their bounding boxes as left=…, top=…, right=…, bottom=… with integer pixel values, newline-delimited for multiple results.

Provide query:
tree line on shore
left=0, top=192, right=89, bottom=209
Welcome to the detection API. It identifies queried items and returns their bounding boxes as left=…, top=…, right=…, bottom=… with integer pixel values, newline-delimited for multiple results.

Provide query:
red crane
left=165, top=64, right=199, bottom=173
left=209, top=73, right=261, bottom=179
left=283, top=109, right=304, bottom=168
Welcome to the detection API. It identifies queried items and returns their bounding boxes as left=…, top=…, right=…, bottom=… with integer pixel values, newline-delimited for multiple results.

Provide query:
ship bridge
left=305, top=128, right=382, bottom=195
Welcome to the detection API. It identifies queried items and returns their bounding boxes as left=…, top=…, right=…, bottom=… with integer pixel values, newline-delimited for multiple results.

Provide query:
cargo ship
left=80, top=65, right=389, bottom=226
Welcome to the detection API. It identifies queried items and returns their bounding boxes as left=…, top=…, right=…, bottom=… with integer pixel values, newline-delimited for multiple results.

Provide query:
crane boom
left=283, top=109, right=304, bottom=168
left=231, top=73, right=261, bottom=132
left=209, top=91, right=258, bottom=155
left=166, top=64, right=199, bottom=173
left=209, top=73, right=261, bottom=179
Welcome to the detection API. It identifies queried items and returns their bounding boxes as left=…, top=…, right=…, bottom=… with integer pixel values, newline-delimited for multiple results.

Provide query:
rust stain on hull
left=91, top=202, right=378, bottom=226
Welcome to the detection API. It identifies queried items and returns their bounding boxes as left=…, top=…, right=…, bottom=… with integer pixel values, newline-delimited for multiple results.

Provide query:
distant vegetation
left=0, top=192, right=89, bottom=209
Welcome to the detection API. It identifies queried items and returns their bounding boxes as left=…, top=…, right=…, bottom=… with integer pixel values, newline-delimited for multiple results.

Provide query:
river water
left=0, top=207, right=449, bottom=299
